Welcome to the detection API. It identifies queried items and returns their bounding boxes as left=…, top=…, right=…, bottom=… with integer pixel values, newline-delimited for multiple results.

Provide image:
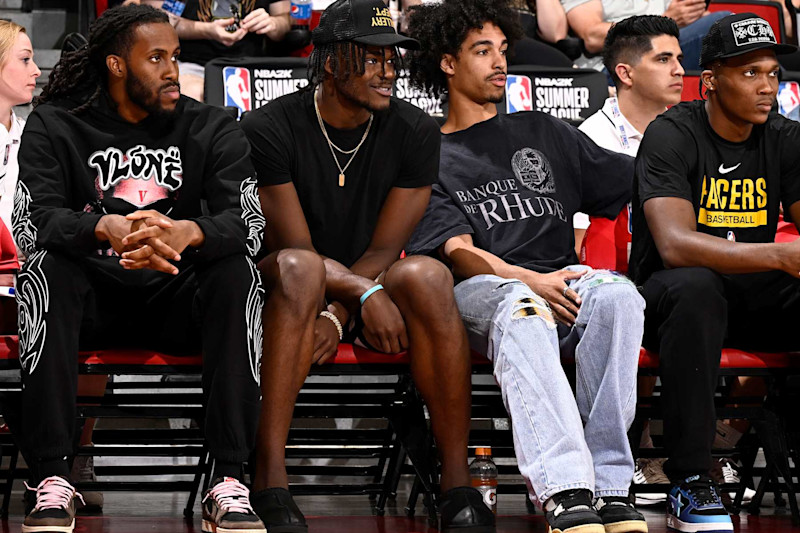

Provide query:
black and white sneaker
left=594, top=496, right=648, bottom=533
left=202, top=477, right=266, bottom=533
left=545, top=489, right=605, bottom=533
left=22, top=476, right=84, bottom=533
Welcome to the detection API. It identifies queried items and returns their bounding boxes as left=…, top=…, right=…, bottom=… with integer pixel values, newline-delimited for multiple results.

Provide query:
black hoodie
left=12, top=94, right=264, bottom=262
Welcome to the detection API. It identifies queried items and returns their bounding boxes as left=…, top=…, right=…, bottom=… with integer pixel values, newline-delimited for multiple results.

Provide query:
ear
left=614, top=63, right=634, bottom=89
left=440, top=53, right=456, bottom=76
left=324, top=54, right=333, bottom=76
left=106, top=54, right=125, bottom=79
left=701, top=68, right=715, bottom=92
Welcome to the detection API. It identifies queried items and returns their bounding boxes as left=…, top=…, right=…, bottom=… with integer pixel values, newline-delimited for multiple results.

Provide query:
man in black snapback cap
left=242, top=1, right=493, bottom=531
left=311, top=0, right=420, bottom=48
left=629, top=12, right=800, bottom=533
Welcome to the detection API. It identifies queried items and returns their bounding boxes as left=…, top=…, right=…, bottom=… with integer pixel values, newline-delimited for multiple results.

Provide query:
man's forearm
left=656, top=230, right=789, bottom=274
left=581, top=22, right=612, bottom=54
left=171, top=17, right=211, bottom=39
left=177, top=219, right=206, bottom=248
left=442, top=238, right=526, bottom=281
left=323, top=258, right=380, bottom=315
left=322, top=247, right=401, bottom=318
left=267, top=13, right=291, bottom=41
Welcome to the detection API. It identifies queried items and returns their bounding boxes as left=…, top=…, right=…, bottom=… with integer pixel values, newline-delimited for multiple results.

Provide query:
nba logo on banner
left=223, top=67, right=252, bottom=113
left=778, top=81, right=800, bottom=121
left=506, top=75, right=533, bottom=113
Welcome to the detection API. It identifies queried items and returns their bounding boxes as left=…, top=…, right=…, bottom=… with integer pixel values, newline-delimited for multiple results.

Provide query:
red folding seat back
left=0, top=220, right=18, bottom=272
left=580, top=206, right=631, bottom=273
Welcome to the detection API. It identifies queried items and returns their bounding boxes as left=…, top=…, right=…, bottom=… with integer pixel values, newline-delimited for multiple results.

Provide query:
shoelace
left=686, top=482, right=720, bottom=507
left=599, top=497, right=631, bottom=508
left=552, top=490, right=592, bottom=516
left=633, top=459, right=669, bottom=484
left=720, top=462, right=741, bottom=484
left=202, top=478, right=255, bottom=515
left=24, top=476, right=84, bottom=511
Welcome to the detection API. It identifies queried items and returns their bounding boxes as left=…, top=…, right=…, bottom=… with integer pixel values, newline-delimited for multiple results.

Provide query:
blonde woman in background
left=0, top=21, right=38, bottom=332
left=0, top=21, right=38, bottom=253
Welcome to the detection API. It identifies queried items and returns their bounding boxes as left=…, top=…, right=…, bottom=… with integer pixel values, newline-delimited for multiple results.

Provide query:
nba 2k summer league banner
left=205, top=58, right=607, bottom=121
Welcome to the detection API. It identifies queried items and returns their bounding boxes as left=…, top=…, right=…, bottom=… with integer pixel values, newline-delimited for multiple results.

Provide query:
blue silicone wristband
left=359, top=284, right=384, bottom=306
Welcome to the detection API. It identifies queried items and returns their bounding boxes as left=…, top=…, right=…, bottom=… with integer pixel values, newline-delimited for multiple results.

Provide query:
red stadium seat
left=0, top=222, right=18, bottom=272
left=776, top=216, right=800, bottom=242
left=638, top=346, right=800, bottom=370
left=681, top=73, right=704, bottom=102
left=580, top=206, right=631, bottom=273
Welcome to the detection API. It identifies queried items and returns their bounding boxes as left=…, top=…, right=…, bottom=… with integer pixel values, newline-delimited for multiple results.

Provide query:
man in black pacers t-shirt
left=240, top=1, right=493, bottom=531
left=406, top=2, right=646, bottom=533
left=629, top=13, right=800, bottom=533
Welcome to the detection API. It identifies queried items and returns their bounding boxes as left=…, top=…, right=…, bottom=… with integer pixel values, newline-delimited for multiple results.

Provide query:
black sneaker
left=439, top=486, right=496, bottom=533
left=202, top=477, right=266, bottom=533
left=22, top=476, right=84, bottom=533
left=545, top=489, right=605, bottom=533
left=594, top=496, right=648, bottom=533
left=250, top=487, right=308, bottom=533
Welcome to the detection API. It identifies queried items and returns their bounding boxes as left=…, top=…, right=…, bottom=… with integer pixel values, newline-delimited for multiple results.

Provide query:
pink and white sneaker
left=202, top=477, right=266, bottom=533
left=22, top=476, right=84, bottom=533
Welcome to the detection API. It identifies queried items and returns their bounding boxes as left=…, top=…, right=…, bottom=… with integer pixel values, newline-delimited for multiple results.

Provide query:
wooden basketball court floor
left=0, top=491, right=797, bottom=532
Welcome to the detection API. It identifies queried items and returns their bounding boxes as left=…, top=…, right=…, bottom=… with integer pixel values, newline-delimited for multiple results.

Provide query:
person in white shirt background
left=575, top=15, right=684, bottom=251
left=0, top=20, right=39, bottom=273
left=0, top=20, right=37, bottom=337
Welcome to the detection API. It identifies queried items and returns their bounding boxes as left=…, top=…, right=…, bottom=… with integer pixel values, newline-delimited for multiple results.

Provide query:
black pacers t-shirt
left=629, top=100, right=800, bottom=285
left=407, top=112, right=633, bottom=273
left=179, top=0, right=281, bottom=66
left=241, top=89, right=440, bottom=267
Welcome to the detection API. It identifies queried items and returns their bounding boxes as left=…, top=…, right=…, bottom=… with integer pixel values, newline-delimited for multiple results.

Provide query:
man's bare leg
left=382, top=256, right=472, bottom=490
left=253, top=249, right=325, bottom=491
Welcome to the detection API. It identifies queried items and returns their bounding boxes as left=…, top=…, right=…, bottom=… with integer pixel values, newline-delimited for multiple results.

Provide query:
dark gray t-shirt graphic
left=408, top=112, right=633, bottom=273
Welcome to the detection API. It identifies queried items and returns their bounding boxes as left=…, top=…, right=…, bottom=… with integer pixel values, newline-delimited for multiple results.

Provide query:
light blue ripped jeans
left=454, top=266, right=644, bottom=504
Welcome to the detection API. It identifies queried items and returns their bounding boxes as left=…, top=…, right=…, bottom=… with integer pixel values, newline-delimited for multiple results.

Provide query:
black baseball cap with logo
left=700, top=12, right=796, bottom=67
left=312, top=0, right=420, bottom=50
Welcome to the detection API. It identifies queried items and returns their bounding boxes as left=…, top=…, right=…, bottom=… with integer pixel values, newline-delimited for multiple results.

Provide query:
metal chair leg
left=184, top=449, right=209, bottom=518
left=1, top=445, right=17, bottom=519
left=406, top=475, right=421, bottom=517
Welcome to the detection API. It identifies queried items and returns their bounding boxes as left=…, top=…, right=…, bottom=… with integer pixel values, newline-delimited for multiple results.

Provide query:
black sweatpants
left=641, top=266, right=800, bottom=480
left=16, top=250, right=263, bottom=479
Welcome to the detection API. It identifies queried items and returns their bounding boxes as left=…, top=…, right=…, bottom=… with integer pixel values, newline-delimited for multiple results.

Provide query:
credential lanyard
left=607, top=97, right=630, bottom=151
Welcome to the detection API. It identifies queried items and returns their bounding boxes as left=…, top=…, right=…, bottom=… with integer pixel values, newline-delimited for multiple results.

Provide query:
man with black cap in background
left=630, top=12, right=800, bottom=533
left=242, top=1, right=492, bottom=531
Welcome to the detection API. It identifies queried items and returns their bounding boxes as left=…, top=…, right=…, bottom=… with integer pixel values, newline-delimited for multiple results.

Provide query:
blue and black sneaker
left=667, top=475, right=733, bottom=532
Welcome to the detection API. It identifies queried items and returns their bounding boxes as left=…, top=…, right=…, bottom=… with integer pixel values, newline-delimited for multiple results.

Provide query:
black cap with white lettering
left=700, top=12, right=795, bottom=67
left=312, top=0, right=420, bottom=50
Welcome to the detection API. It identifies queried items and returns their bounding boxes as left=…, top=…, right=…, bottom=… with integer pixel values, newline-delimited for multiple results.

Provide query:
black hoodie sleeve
left=190, top=111, right=265, bottom=260
left=12, top=109, right=104, bottom=258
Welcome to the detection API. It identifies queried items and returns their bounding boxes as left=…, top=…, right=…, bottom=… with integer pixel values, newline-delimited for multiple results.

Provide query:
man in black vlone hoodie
left=12, top=6, right=266, bottom=533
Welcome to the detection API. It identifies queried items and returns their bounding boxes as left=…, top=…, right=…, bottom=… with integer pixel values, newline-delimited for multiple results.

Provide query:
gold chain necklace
left=314, top=87, right=373, bottom=187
